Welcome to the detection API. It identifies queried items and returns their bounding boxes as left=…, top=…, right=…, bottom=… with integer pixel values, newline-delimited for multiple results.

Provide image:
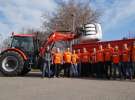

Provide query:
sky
left=0, top=0, right=135, bottom=41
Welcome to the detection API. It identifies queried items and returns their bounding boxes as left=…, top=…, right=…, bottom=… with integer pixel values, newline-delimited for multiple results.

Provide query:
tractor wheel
left=0, top=51, right=24, bottom=76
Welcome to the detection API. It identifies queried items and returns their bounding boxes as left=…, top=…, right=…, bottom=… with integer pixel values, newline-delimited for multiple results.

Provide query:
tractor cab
left=10, top=34, right=38, bottom=56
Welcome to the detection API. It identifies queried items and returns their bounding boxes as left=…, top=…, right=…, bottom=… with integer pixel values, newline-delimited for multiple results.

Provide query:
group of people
left=42, top=42, right=135, bottom=80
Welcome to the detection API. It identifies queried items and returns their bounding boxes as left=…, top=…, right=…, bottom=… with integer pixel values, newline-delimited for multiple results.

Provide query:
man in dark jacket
left=42, top=46, right=52, bottom=78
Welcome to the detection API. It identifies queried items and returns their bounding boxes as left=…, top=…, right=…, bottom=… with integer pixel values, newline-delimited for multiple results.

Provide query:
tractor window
left=11, top=36, right=34, bottom=53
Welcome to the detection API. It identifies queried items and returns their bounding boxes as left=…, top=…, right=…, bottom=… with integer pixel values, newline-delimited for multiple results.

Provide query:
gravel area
left=0, top=72, right=135, bottom=100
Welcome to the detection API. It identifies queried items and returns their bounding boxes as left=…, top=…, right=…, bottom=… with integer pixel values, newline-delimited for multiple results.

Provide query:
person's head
left=66, top=48, right=70, bottom=52
left=99, top=45, right=103, bottom=50
left=93, top=48, right=96, bottom=53
left=107, top=43, right=111, bottom=48
left=73, top=50, right=76, bottom=54
left=77, top=49, right=80, bottom=53
left=123, top=43, right=128, bottom=49
left=83, top=48, right=87, bottom=52
left=46, top=46, right=50, bottom=51
left=114, top=45, right=119, bottom=51
left=56, top=48, right=60, bottom=53
left=133, top=41, right=135, bottom=48
left=133, top=41, right=135, bottom=45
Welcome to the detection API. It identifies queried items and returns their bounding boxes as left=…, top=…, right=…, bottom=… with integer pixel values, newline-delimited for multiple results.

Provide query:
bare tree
left=21, top=28, right=50, bottom=46
left=1, top=37, right=11, bottom=49
left=42, top=0, right=100, bottom=33
left=1, top=0, right=101, bottom=49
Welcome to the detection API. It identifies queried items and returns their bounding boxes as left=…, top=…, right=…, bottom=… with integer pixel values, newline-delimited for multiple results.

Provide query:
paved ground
left=0, top=72, right=135, bottom=100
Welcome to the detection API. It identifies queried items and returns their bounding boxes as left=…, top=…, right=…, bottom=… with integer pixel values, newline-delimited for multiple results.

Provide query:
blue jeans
left=70, top=64, right=78, bottom=77
left=77, top=62, right=81, bottom=77
left=42, top=61, right=51, bottom=78
left=64, top=63, right=71, bottom=77
left=132, top=62, right=135, bottom=76
left=113, top=63, right=121, bottom=78
left=122, top=62, right=133, bottom=78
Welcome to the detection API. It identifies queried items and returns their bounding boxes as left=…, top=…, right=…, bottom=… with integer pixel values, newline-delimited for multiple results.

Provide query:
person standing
left=112, top=46, right=121, bottom=79
left=91, top=48, right=97, bottom=77
left=96, top=45, right=104, bottom=78
left=53, top=48, right=62, bottom=77
left=122, top=44, right=132, bottom=80
left=104, top=43, right=114, bottom=79
left=63, top=48, right=72, bottom=77
left=131, top=42, right=135, bottom=78
left=77, top=49, right=82, bottom=77
left=42, top=46, right=52, bottom=78
left=81, top=48, right=90, bottom=77
left=71, top=50, right=79, bottom=77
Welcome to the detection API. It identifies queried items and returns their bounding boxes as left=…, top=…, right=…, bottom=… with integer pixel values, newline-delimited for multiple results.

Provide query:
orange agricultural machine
left=73, top=38, right=135, bottom=53
left=0, top=31, right=77, bottom=76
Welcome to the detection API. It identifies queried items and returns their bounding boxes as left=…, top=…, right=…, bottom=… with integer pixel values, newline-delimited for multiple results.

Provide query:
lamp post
left=71, top=13, right=75, bottom=32
left=0, top=34, right=2, bottom=52
left=70, top=13, right=75, bottom=49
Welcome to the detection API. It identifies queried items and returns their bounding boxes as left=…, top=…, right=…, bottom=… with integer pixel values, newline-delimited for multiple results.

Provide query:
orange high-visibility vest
left=71, top=54, right=78, bottom=64
left=96, top=50, right=104, bottom=62
left=132, top=46, right=135, bottom=62
left=104, top=47, right=113, bottom=61
left=112, top=50, right=120, bottom=64
left=91, top=52, right=97, bottom=63
left=122, top=48, right=130, bottom=62
left=53, top=53, right=62, bottom=64
left=63, top=51, right=72, bottom=63
left=81, top=52, right=90, bottom=63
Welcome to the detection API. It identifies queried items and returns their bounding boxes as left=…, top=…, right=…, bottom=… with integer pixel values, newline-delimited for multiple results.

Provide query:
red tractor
left=0, top=32, right=76, bottom=76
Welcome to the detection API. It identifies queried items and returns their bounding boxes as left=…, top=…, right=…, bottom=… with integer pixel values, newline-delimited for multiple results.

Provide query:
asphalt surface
left=0, top=72, right=135, bottom=100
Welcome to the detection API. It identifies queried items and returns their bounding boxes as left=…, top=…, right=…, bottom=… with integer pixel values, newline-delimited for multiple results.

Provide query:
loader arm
left=40, top=31, right=78, bottom=57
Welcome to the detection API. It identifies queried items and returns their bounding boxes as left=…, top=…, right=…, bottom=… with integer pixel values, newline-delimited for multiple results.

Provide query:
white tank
left=80, top=23, right=102, bottom=42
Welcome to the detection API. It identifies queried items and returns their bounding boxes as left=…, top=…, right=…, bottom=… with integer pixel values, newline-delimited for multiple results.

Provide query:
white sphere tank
left=80, top=23, right=102, bottom=42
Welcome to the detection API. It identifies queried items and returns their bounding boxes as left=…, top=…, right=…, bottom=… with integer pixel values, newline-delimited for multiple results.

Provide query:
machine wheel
left=0, top=51, right=24, bottom=76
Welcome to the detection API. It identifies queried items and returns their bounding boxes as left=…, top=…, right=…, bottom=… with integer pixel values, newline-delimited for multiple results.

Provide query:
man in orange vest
left=132, top=42, right=135, bottom=77
left=63, top=48, right=72, bottom=77
left=122, top=44, right=132, bottom=79
left=104, top=43, right=114, bottom=79
left=96, top=45, right=104, bottom=78
left=81, top=48, right=90, bottom=77
left=70, top=50, right=79, bottom=77
left=53, top=48, right=62, bottom=77
left=77, top=49, right=82, bottom=77
left=112, top=46, right=121, bottom=79
left=91, top=48, right=97, bottom=77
